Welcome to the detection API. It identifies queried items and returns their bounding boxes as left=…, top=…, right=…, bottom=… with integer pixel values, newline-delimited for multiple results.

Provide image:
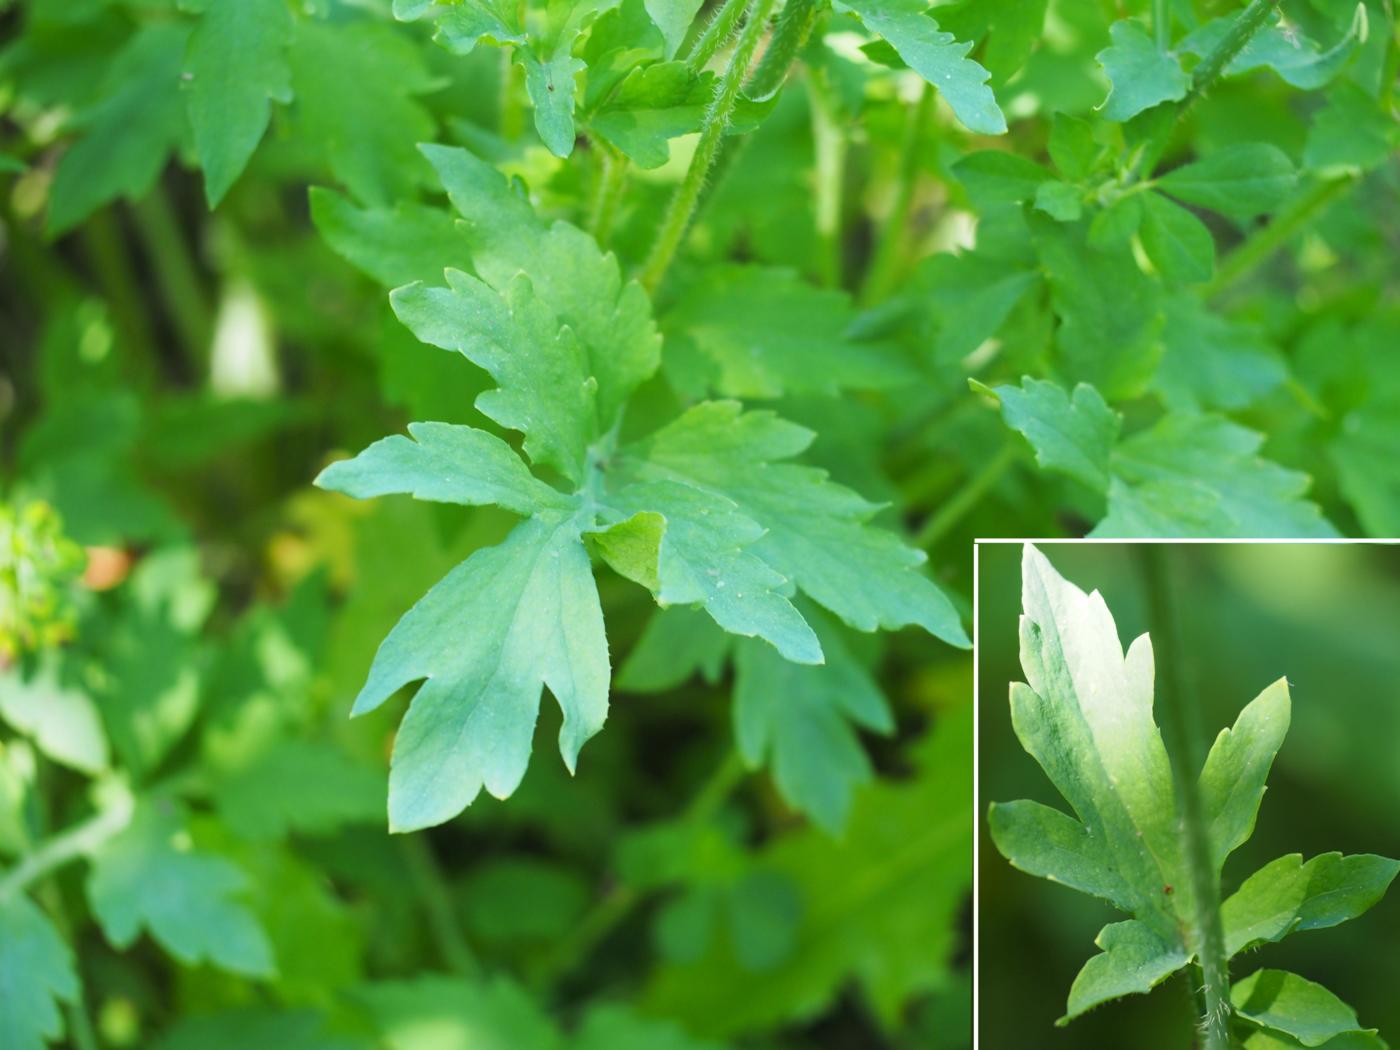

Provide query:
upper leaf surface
left=1232, top=970, right=1382, bottom=1048
left=87, top=800, right=274, bottom=976
left=615, top=401, right=969, bottom=646
left=1095, top=20, right=1189, bottom=123
left=349, top=514, right=609, bottom=832
left=0, top=893, right=79, bottom=1050
left=186, top=0, right=293, bottom=207
left=835, top=0, right=1006, bottom=135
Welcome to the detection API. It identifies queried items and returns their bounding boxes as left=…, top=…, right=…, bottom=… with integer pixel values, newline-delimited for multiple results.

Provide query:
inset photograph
left=977, top=542, right=1400, bottom=1049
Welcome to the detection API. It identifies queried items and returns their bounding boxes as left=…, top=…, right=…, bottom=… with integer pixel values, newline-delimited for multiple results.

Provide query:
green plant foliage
left=2, top=0, right=1398, bottom=1043
left=989, top=545, right=1398, bottom=1043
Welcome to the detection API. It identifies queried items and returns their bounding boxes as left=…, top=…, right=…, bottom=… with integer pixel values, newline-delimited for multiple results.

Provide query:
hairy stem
left=1204, top=174, right=1357, bottom=298
left=914, top=441, right=1017, bottom=548
left=1137, top=546, right=1231, bottom=1050
left=1183, top=0, right=1280, bottom=110
left=747, top=0, right=819, bottom=101
left=861, top=83, right=932, bottom=305
left=400, top=835, right=481, bottom=977
left=684, top=0, right=748, bottom=69
left=641, top=0, right=779, bottom=292
left=588, top=144, right=629, bottom=247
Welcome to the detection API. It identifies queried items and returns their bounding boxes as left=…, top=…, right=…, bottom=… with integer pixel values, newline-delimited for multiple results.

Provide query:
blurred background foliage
left=979, top=542, right=1400, bottom=1048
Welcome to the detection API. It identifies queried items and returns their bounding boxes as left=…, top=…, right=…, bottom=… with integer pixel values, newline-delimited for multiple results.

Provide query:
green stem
left=860, top=83, right=931, bottom=305
left=746, top=0, right=819, bottom=101
left=1183, top=0, right=1280, bottom=111
left=0, top=796, right=133, bottom=901
left=1137, top=546, right=1231, bottom=1050
left=588, top=145, right=629, bottom=248
left=914, top=442, right=1017, bottom=548
left=684, top=750, right=747, bottom=824
left=80, top=209, right=159, bottom=366
left=400, top=835, right=480, bottom=978
left=1122, top=0, right=1280, bottom=186
left=1203, top=175, right=1357, bottom=298
left=641, top=0, right=778, bottom=292
left=806, top=70, right=847, bottom=287
left=1154, top=0, right=1170, bottom=49
left=129, top=185, right=212, bottom=374
left=684, top=0, right=748, bottom=69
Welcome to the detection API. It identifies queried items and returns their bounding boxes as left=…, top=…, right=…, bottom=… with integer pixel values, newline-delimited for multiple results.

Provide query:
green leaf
left=1095, top=20, right=1189, bottom=123
left=359, top=975, right=562, bottom=1050
left=87, top=800, right=274, bottom=976
left=286, top=21, right=435, bottom=206
left=1232, top=970, right=1381, bottom=1047
left=212, top=739, right=385, bottom=840
left=1199, top=677, right=1290, bottom=875
left=309, top=190, right=471, bottom=288
left=1157, top=144, right=1297, bottom=220
left=1031, top=214, right=1163, bottom=400
left=343, top=514, right=608, bottom=832
left=661, top=264, right=913, bottom=398
left=0, top=652, right=109, bottom=774
left=419, top=145, right=660, bottom=431
left=616, top=606, right=730, bottom=692
left=1180, top=7, right=1366, bottom=92
left=587, top=62, right=709, bottom=169
left=837, top=0, right=1006, bottom=135
left=48, top=23, right=190, bottom=235
left=185, top=0, right=293, bottom=207
left=974, top=376, right=1119, bottom=492
left=1222, top=853, right=1400, bottom=956
left=983, top=378, right=1335, bottom=536
left=1061, top=920, right=1189, bottom=1022
left=153, top=1009, right=371, bottom=1050
left=574, top=1003, right=725, bottom=1050
left=1304, top=82, right=1400, bottom=176
left=952, top=150, right=1054, bottom=204
left=0, top=894, right=79, bottom=1050
left=1332, top=401, right=1400, bottom=537
left=522, top=48, right=586, bottom=156
left=641, top=0, right=702, bottom=57
left=1154, top=293, right=1286, bottom=412
left=614, top=401, right=969, bottom=646
left=645, top=703, right=973, bottom=1033
left=733, top=607, right=893, bottom=833
left=1099, top=413, right=1338, bottom=538
left=1033, top=180, right=1083, bottom=222
left=1138, top=191, right=1214, bottom=284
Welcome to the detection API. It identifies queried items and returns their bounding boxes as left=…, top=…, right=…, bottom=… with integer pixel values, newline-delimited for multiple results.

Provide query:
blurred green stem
left=914, top=442, right=1017, bottom=549
left=401, top=835, right=481, bottom=978
left=860, top=83, right=931, bottom=306
left=129, top=184, right=212, bottom=373
left=1204, top=175, right=1357, bottom=298
left=806, top=70, right=847, bottom=287
left=1154, top=0, right=1170, bottom=49
left=588, top=144, right=629, bottom=248
left=641, top=0, right=779, bottom=292
left=1137, top=546, right=1231, bottom=1050
left=81, top=209, right=159, bottom=361
left=0, top=794, right=133, bottom=901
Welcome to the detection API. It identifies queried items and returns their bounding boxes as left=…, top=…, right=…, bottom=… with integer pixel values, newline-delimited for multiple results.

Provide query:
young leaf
left=1232, top=970, right=1382, bottom=1047
left=1157, top=144, right=1297, bottom=220
left=1222, top=853, right=1400, bottom=956
left=87, top=800, right=274, bottom=976
left=971, top=376, right=1118, bottom=492
left=835, top=0, right=1006, bottom=135
left=1095, top=20, right=1189, bottom=123
left=990, top=546, right=1394, bottom=1029
left=1138, top=191, right=1215, bottom=284
left=0, top=893, right=79, bottom=1050
left=185, top=0, right=293, bottom=207
left=1179, top=7, right=1366, bottom=92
